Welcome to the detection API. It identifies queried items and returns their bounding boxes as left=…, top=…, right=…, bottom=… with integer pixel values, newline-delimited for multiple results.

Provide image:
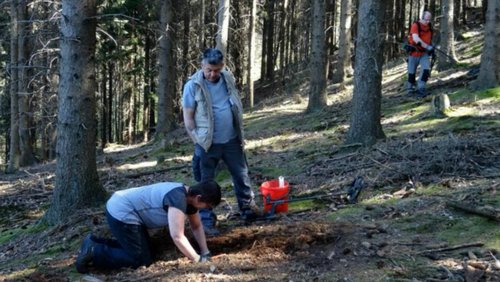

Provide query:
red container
left=260, top=179, right=290, bottom=213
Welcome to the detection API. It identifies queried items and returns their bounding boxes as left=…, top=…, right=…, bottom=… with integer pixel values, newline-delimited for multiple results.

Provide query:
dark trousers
left=91, top=211, right=153, bottom=270
left=195, top=138, right=255, bottom=225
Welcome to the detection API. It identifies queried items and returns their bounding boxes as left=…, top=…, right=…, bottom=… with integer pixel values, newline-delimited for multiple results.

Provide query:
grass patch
left=214, top=169, right=232, bottom=184
left=0, top=221, right=48, bottom=245
left=439, top=115, right=481, bottom=132
left=288, top=199, right=316, bottom=211
left=450, top=86, right=500, bottom=102
left=387, top=257, right=441, bottom=280
left=394, top=210, right=499, bottom=250
left=383, top=100, right=422, bottom=117
left=437, top=216, right=500, bottom=249
left=415, top=184, right=450, bottom=196
left=327, top=206, right=365, bottom=222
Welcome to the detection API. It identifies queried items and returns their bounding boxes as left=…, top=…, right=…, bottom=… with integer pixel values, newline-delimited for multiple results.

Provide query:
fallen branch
left=416, top=242, right=484, bottom=254
left=446, top=201, right=500, bottom=222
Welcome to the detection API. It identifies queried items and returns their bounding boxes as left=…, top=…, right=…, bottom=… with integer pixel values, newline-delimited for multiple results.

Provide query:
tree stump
left=432, top=93, right=451, bottom=117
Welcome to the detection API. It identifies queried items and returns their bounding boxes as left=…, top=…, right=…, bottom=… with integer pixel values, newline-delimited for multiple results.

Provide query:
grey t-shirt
left=106, top=182, right=197, bottom=228
left=182, top=76, right=237, bottom=144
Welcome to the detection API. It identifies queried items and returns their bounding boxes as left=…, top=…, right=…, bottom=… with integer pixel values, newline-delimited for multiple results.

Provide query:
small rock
left=361, top=241, right=371, bottom=249
left=376, top=250, right=386, bottom=257
left=210, top=265, right=216, bottom=273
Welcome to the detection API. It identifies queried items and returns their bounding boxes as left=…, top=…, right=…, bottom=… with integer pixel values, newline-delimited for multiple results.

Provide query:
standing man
left=406, top=11, right=434, bottom=97
left=75, top=180, right=221, bottom=273
left=182, top=48, right=260, bottom=236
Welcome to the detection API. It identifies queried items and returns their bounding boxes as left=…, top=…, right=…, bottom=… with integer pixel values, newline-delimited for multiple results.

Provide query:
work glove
left=425, top=45, right=434, bottom=52
left=198, top=251, right=211, bottom=262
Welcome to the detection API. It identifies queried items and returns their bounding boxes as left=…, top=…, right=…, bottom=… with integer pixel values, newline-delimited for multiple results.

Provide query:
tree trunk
left=182, top=0, right=191, bottom=80
left=7, top=0, right=20, bottom=173
left=199, top=0, right=205, bottom=50
left=45, top=0, right=106, bottom=225
left=438, top=0, right=458, bottom=70
left=216, top=0, right=230, bottom=57
left=107, top=62, right=113, bottom=143
left=265, top=0, right=275, bottom=81
left=307, top=0, right=328, bottom=112
left=17, top=0, right=35, bottom=166
left=247, top=0, right=257, bottom=108
left=128, top=88, right=134, bottom=145
left=156, top=0, right=177, bottom=137
left=277, top=1, right=288, bottom=80
left=472, top=0, right=499, bottom=89
left=346, top=0, right=386, bottom=146
left=332, top=0, right=353, bottom=84
left=100, top=63, right=107, bottom=148
left=143, top=32, right=151, bottom=142
left=230, top=0, right=243, bottom=86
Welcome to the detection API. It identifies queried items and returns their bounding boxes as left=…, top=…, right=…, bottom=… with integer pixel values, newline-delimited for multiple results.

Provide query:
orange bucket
left=260, top=179, right=290, bottom=213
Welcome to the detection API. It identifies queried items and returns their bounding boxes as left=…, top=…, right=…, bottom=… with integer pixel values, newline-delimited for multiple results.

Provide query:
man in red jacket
left=406, top=11, right=434, bottom=97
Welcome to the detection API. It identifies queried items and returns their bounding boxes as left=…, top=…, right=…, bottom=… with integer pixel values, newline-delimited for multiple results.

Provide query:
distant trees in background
left=0, top=0, right=492, bottom=170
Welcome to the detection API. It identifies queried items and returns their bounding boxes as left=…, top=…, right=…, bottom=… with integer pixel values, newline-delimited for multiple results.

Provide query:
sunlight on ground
left=461, top=30, right=482, bottom=38
left=383, top=62, right=407, bottom=85
left=115, top=155, right=193, bottom=172
left=246, top=131, right=313, bottom=152
left=104, top=143, right=145, bottom=153
left=116, top=160, right=157, bottom=171
left=436, top=258, right=462, bottom=271
left=0, top=268, right=36, bottom=281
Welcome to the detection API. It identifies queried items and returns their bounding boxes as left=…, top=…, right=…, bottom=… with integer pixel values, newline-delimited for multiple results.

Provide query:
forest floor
left=1, top=26, right=499, bottom=281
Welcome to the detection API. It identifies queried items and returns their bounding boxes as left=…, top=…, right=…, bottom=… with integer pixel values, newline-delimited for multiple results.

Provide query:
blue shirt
left=182, top=77, right=236, bottom=144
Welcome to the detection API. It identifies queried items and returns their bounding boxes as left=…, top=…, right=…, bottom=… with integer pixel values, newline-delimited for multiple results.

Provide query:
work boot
left=201, top=212, right=220, bottom=237
left=240, top=202, right=264, bottom=222
left=75, top=234, right=96, bottom=274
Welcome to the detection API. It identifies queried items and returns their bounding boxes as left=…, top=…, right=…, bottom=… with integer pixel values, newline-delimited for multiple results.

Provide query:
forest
left=0, top=0, right=499, bottom=281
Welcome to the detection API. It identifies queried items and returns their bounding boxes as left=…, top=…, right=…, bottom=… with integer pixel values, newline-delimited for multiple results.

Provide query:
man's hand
left=425, top=45, right=434, bottom=52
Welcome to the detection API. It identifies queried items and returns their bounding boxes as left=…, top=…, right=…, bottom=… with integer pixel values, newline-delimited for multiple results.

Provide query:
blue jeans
left=91, top=210, right=153, bottom=270
left=192, top=152, right=201, bottom=182
left=195, top=138, right=255, bottom=225
left=408, top=54, right=430, bottom=90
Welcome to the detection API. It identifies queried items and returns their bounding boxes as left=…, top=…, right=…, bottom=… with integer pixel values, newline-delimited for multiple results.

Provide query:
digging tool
left=259, top=176, right=365, bottom=220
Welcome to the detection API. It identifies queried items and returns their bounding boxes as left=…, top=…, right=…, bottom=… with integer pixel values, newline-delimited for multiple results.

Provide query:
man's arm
left=183, top=107, right=196, bottom=143
left=187, top=212, right=209, bottom=255
left=168, top=206, right=201, bottom=262
left=411, top=23, right=431, bottom=49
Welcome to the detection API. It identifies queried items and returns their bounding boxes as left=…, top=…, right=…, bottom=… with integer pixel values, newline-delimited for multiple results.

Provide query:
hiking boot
left=249, top=203, right=264, bottom=217
left=240, top=203, right=264, bottom=222
left=75, top=234, right=96, bottom=274
left=406, top=82, right=416, bottom=96
left=416, top=88, right=428, bottom=98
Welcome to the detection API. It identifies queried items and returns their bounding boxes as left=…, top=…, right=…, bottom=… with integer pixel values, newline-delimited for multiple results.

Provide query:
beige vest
left=189, top=69, right=244, bottom=151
